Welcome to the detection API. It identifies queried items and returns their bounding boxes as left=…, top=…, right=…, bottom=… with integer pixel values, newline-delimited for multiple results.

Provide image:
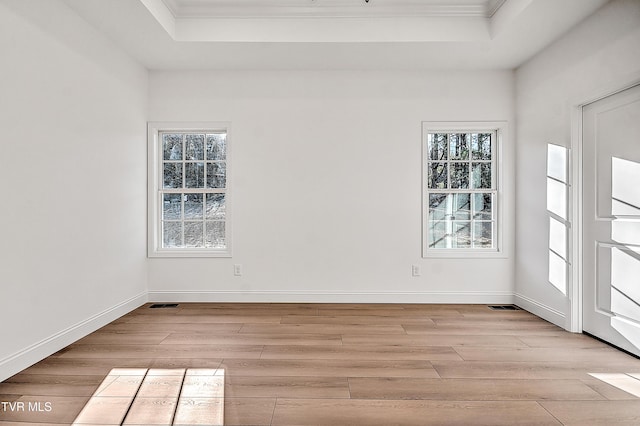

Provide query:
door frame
left=568, top=73, right=640, bottom=333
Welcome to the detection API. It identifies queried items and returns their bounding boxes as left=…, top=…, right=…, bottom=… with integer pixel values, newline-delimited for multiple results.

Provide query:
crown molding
left=161, top=0, right=506, bottom=19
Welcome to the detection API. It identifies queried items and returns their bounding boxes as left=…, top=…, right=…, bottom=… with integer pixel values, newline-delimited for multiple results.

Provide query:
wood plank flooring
left=1, top=303, right=640, bottom=425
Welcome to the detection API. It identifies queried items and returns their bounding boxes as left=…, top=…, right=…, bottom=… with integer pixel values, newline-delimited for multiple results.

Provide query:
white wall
left=148, top=70, right=515, bottom=303
left=0, top=0, right=148, bottom=380
left=515, top=0, right=640, bottom=328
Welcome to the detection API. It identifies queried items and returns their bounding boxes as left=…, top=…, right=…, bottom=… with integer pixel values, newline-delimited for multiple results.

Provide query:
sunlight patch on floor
left=72, top=368, right=224, bottom=425
left=589, top=373, right=640, bottom=398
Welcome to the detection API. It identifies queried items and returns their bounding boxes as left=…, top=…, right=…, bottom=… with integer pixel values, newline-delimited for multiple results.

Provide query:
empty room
left=1, top=0, right=640, bottom=424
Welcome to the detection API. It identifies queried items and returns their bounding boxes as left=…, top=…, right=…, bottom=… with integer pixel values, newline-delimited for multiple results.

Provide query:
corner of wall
left=514, top=293, right=566, bottom=328
left=0, top=292, right=148, bottom=382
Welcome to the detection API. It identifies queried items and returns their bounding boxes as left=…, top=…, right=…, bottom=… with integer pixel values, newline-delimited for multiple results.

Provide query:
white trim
left=148, top=290, right=514, bottom=304
left=0, top=292, right=147, bottom=382
left=568, top=73, right=640, bottom=334
left=160, top=0, right=499, bottom=19
left=139, top=0, right=176, bottom=38
left=569, top=105, right=583, bottom=333
left=514, top=293, right=566, bottom=327
left=147, top=122, right=232, bottom=258
left=421, top=121, right=507, bottom=258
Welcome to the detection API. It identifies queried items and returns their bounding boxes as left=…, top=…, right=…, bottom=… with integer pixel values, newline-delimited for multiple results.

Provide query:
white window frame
left=422, top=121, right=505, bottom=258
left=148, top=122, right=232, bottom=258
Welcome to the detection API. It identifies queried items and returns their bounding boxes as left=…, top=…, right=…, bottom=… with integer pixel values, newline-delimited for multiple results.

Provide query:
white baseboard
left=0, top=292, right=147, bottom=382
left=148, top=290, right=515, bottom=304
left=514, top=293, right=567, bottom=329
left=4, top=290, right=559, bottom=382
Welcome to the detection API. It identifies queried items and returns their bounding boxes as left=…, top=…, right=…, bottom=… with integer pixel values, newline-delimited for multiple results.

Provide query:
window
left=422, top=122, right=503, bottom=257
left=148, top=122, right=231, bottom=257
left=547, top=143, right=569, bottom=294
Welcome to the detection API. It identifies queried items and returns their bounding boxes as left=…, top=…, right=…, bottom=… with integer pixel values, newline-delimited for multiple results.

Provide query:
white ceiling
left=61, top=0, right=609, bottom=70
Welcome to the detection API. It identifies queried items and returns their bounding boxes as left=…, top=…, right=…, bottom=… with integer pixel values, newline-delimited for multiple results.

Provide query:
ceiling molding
left=140, top=0, right=176, bottom=38
left=160, top=0, right=506, bottom=19
left=151, top=0, right=502, bottom=43
left=486, top=0, right=507, bottom=18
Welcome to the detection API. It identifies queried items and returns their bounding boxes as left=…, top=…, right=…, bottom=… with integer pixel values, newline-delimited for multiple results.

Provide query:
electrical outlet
left=234, top=264, right=242, bottom=276
left=411, top=265, right=421, bottom=277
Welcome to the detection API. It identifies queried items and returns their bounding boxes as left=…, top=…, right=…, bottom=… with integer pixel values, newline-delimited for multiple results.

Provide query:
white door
left=582, top=84, right=640, bottom=356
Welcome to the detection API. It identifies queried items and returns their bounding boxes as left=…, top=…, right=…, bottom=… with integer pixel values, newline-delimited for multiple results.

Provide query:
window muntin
left=149, top=124, right=230, bottom=257
left=424, top=131, right=497, bottom=253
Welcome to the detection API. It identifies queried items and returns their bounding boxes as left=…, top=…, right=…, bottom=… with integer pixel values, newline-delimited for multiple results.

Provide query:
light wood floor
left=2, top=303, right=640, bottom=425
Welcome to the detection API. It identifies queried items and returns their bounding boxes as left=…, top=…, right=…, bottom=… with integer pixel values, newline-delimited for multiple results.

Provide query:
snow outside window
left=148, top=123, right=231, bottom=257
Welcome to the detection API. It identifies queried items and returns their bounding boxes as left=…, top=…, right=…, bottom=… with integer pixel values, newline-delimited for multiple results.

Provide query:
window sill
left=423, top=249, right=507, bottom=259
left=148, top=249, right=232, bottom=258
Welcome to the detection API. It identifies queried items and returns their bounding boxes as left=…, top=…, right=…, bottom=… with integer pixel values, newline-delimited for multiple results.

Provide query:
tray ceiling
left=58, top=0, right=609, bottom=70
